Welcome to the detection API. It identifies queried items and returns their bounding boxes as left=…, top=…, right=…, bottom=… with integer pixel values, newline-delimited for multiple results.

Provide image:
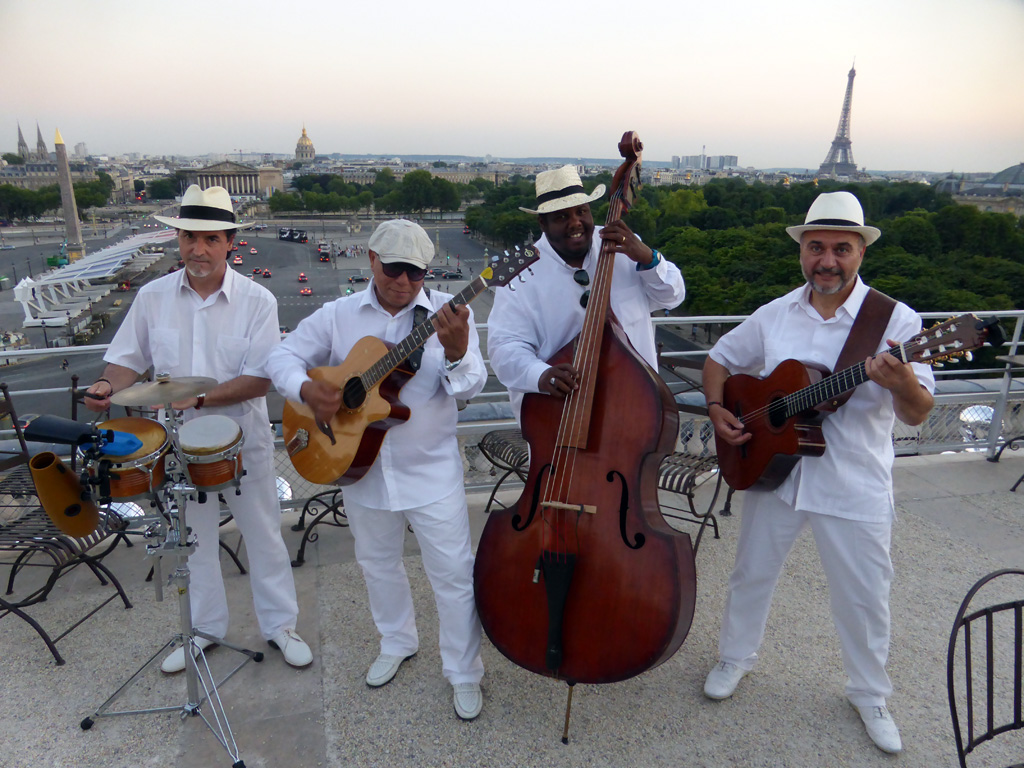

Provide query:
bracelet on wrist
left=706, top=401, right=723, bottom=410
left=96, top=377, right=113, bottom=396
left=195, top=394, right=205, bottom=410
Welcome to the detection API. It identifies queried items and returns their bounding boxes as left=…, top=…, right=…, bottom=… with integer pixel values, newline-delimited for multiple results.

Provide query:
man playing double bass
left=701, top=191, right=934, bottom=754
left=487, top=165, right=685, bottom=419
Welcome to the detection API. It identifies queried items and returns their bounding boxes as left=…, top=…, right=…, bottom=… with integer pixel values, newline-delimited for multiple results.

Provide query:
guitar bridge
left=286, top=429, right=309, bottom=457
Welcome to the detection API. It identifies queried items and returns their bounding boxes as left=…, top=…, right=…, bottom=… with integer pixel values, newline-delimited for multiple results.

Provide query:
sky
left=2, top=0, right=1022, bottom=173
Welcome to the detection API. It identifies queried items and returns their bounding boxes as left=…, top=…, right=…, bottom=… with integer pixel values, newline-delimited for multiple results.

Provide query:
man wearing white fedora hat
left=85, top=185, right=312, bottom=672
left=700, top=191, right=934, bottom=754
left=488, top=165, right=685, bottom=422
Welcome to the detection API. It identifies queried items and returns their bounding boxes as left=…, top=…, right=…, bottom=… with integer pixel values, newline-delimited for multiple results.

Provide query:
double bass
left=474, top=133, right=697, bottom=692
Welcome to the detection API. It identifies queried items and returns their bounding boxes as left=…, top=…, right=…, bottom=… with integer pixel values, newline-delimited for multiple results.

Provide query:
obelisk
left=54, top=128, right=86, bottom=262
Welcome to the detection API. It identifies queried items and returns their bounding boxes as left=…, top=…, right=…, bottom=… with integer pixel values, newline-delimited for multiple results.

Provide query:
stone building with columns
left=185, top=161, right=284, bottom=198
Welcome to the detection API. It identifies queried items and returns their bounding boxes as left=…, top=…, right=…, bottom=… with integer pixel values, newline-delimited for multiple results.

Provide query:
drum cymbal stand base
left=80, top=455, right=261, bottom=768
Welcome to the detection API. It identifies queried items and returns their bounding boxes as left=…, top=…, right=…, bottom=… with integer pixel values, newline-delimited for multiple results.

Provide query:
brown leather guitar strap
left=825, top=287, right=897, bottom=409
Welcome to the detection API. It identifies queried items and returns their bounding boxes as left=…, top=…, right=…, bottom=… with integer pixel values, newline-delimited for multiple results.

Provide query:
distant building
left=947, top=162, right=1024, bottom=218
left=3, top=123, right=96, bottom=190
left=295, top=126, right=315, bottom=163
left=186, top=161, right=283, bottom=198
left=74, top=142, right=88, bottom=158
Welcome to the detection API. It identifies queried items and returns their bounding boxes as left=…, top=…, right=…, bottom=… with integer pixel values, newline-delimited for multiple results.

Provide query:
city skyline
left=2, top=0, right=1022, bottom=174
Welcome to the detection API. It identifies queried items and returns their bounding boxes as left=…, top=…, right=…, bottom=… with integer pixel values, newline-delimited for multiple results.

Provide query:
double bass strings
left=540, top=193, right=625, bottom=557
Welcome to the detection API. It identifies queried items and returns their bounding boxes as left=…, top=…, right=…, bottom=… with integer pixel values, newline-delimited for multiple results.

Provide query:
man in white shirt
left=701, top=191, right=935, bottom=754
left=265, top=219, right=487, bottom=720
left=85, top=185, right=312, bottom=673
left=487, top=165, right=685, bottom=423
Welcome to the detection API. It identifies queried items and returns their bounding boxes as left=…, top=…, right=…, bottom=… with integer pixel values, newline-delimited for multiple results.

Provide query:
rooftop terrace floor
left=4, top=451, right=1024, bottom=768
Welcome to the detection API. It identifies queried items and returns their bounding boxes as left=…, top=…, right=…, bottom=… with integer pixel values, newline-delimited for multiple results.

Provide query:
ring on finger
left=550, top=376, right=557, bottom=386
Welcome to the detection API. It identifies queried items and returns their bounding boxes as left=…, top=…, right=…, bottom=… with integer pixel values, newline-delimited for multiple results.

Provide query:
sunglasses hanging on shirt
left=574, top=269, right=590, bottom=308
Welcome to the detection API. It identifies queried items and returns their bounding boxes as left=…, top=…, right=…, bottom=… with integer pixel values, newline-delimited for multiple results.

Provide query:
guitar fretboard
left=359, top=276, right=488, bottom=388
left=780, top=345, right=908, bottom=419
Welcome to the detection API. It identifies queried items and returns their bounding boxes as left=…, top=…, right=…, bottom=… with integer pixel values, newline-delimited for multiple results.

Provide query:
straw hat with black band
left=154, top=185, right=245, bottom=231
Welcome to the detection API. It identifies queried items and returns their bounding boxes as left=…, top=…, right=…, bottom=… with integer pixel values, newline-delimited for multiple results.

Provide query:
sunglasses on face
left=380, top=261, right=427, bottom=281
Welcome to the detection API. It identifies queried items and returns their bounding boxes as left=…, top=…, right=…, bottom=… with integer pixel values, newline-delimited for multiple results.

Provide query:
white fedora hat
left=785, top=191, right=881, bottom=245
left=154, top=185, right=244, bottom=231
left=519, top=165, right=606, bottom=215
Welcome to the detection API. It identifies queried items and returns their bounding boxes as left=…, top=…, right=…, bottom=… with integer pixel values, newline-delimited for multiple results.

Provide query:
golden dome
left=297, top=126, right=313, bottom=147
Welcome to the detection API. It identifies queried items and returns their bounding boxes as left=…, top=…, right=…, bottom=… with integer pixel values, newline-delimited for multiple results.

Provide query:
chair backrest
left=0, top=382, right=31, bottom=473
left=947, top=568, right=1024, bottom=768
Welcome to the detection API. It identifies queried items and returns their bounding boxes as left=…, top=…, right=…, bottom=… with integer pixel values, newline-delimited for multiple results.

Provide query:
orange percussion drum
left=178, top=415, right=244, bottom=492
left=81, top=417, right=169, bottom=500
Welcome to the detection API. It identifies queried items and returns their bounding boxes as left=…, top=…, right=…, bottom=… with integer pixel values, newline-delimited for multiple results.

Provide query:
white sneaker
left=269, top=628, right=313, bottom=668
left=160, top=636, right=216, bottom=674
left=703, top=661, right=748, bottom=700
left=365, top=653, right=414, bottom=687
left=851, top=702, right=903, bottom=754
left=453, top=682, right=482, bottom=720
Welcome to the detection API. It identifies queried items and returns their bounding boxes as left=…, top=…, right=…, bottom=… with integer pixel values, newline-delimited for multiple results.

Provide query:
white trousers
left=186, top=442, right=299, bottom=641
left=718, top=491, right=894, bottom=707
left=345, top=485, right=484, bottom=685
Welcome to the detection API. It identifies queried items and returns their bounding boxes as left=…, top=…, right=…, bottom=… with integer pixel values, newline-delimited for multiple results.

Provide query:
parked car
left=262, top=269, right=272, bottom=278
left=298, top=272, right=308, bottom=282
left=300, top=287, right=312, bottom=296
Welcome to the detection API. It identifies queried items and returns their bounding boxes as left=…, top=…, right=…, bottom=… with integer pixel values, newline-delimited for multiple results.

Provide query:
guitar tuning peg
left=933, top=361, right=945, bottom=368
left=965, top=351, right=973, bottom=362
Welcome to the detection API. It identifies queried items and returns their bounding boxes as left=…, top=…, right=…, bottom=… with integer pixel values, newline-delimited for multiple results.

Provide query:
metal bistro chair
left=947, top=568, right=1024, bottom=768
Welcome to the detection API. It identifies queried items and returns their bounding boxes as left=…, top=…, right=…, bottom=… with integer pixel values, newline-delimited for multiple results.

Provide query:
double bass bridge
left=541, top=500, right=597, bottom=515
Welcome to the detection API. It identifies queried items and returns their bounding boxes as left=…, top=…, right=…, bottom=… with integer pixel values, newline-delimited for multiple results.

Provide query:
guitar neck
left=362, top=276, right=489, bottom=387
left=781, top=346, right=906, bottom=418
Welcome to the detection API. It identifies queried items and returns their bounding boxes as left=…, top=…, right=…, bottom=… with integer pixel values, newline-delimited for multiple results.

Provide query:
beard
left=803, top=266, right=848, bottom=296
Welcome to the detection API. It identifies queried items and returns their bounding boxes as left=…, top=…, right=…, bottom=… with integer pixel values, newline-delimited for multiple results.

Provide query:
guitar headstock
left=479, top=246, right=539, bottom=289
left=903, top=314, right=1005, bottom=366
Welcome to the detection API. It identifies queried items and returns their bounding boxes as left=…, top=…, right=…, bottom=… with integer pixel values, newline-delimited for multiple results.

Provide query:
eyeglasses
left=380, top=261, right=427, bottom=281
left=574, top=269, right=590, bottom=308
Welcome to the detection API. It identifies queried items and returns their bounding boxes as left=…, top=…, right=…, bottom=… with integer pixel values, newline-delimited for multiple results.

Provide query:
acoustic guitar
left=716, top=314, right=1005, bottom=491
left=283, top=248, right=539, bottom=485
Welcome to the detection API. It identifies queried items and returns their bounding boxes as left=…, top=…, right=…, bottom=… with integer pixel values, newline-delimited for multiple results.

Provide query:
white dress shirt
left=709, top=277, right=935, bottom=522
left=103, top=265, right=279, bottom=451
left=487, top=227, right=685, bottom=421
left=266, top=282, right=487, bottom=510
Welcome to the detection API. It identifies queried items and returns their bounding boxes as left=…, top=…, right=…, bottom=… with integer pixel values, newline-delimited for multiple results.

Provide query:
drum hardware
left=80, top=400, right=258, bottom=768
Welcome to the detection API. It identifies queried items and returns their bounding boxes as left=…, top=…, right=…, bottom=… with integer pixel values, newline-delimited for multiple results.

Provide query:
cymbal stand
left=80, top=406, right=261, bottom=768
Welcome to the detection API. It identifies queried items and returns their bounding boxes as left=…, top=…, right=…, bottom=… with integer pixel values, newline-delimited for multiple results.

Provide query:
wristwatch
left=443, top=355, right=463, bottom=372
left=637, top=249, right=661, bottom=271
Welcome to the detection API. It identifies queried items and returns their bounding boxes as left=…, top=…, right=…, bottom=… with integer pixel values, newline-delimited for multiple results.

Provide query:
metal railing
left=4, top=311, right=1024, bottom=511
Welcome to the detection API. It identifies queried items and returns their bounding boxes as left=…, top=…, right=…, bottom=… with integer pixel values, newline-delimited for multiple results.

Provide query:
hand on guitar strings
left=540, top=364, right=580, bottom=398
left=708, top=402, right=751, bottom=447
left=432, top=301, right=470, bottom=365
left=864, top=340, right=919, bottom=393
left=599, top=220, right=655, bottom=268
left=300, top=379, right=343, bottom=424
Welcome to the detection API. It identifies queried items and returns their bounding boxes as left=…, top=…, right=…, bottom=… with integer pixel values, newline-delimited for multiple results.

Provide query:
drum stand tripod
left=81, top=411, right=260, bottom=768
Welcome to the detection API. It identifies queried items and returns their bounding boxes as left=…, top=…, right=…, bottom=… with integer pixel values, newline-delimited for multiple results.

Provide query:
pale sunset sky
left=2, top=0, right=1021, bottom=173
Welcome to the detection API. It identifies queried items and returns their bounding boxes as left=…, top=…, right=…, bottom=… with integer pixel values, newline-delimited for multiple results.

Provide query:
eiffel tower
left=818, top=65, right=859, bottom=178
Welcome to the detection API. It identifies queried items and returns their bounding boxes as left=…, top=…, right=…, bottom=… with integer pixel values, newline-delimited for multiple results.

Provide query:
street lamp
left=40, top=320, right=49, bottom=349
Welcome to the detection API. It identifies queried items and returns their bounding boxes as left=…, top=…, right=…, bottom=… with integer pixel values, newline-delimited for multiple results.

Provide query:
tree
left=400, top=170, right=435, bottom=212
left=133, top=179, right=146, bottom=193
left=2, top=153, right=24, bottom=165
left=147, top=177, right=177, bottom=200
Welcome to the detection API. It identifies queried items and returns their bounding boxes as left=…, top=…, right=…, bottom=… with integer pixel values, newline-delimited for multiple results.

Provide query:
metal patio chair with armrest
left=0, top=382, right=132, bottom=665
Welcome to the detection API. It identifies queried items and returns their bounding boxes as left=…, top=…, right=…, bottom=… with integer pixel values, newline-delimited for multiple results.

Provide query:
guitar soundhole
left=767, top=398, right=787, bottom=429
left=343, top=377, right=367, bottom=410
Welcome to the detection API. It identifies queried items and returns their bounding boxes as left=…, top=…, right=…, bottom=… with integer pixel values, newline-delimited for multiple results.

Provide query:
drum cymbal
left=110, top=377, right=217, bottom=407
